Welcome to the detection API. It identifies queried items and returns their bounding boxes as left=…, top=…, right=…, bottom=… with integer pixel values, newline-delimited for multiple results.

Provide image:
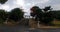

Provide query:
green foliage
left=0, top=8, right=24, bottom=23
left=30, top=6, right=42, bottom=17
left=49, top=11, right=60, bottom=20
left=30, top=6, right=54, bottom=25
left=9, top=8, right=24, bottom=22
left=43, top=6, right=51, bottom=11
left=54, top=11, right=60, bottom=20
left=0, top=0, right=8, bottom=4
left=40, top=11, right=54, bottom=24
left=0, top=9, right=7, bottom=23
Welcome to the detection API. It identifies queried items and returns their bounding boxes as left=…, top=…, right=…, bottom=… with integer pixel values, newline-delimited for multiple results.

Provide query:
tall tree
left=30, top=6, right=54, bottom=26
left=30, top=6, right=42, bottom=21
left=0, top=9, right=7, bottom=23
left=40, top=6, right=54, bottom=25
left=9, top=8, right=24, bottom=22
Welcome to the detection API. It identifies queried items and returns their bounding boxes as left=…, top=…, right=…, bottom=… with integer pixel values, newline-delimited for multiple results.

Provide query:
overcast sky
left=0, top=0, right=60, bottom=15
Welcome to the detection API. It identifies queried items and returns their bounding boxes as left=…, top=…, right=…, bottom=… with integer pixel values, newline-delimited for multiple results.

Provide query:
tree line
left=30, top=6, right=60, bottom=26
left=0, top=8, right=24, bottom=23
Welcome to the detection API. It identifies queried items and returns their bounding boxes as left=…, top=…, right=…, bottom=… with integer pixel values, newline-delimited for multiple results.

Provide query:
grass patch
left=52, top=20, right=60, bottom=27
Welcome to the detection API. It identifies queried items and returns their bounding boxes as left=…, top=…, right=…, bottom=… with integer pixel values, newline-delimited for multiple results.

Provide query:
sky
left=0, top=0, right=60, bottom=16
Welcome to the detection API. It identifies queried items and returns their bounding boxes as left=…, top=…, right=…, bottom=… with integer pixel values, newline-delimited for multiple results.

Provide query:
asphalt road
left=0, top=25, right=60, bottom=32
left=27, top=28, right=60, bottom=32
left=0, top=25, right=29, bottom=32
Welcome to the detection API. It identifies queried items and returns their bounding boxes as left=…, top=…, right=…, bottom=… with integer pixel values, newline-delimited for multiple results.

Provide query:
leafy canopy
left=0, top=0, right=8, bottom=4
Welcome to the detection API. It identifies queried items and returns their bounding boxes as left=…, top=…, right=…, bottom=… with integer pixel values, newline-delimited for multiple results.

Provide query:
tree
left=43, top=6, right=51, bottom=12
left=30, top=6, right=54, bottom=26
left=30, top=6, right=43, bottom=21
left=54, top=11, right=60, bottom=20
left=30, top=6, right=42, bottom=17
left=41, top=6, right=54, bottom=25
left=9, top=8, right=24, bottom=22
left=0, top=0, right=8, bottom=4
left=0, top=9, right=7, bottom=23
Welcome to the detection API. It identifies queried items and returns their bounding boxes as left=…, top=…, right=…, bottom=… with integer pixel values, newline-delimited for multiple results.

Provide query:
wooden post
left=37, top=18, right=40, bottom=28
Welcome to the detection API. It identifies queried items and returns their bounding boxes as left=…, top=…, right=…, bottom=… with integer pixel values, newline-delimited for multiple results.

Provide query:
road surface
left=0, top=25, right=60, bottom=32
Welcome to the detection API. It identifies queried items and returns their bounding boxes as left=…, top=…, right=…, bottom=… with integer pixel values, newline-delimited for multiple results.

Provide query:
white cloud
left=52, top=4, right=60, bottom=10
left=28, top=0, right=50, bottom=5
left=2, top=5, right=9, bottom=10
left=14, top=0, right=25, bottom=7
left=0, top=4, right=10, bottom=11
left=13, top=0, right=26, bottom=11
left=40, top=0, right=49, bottom=3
